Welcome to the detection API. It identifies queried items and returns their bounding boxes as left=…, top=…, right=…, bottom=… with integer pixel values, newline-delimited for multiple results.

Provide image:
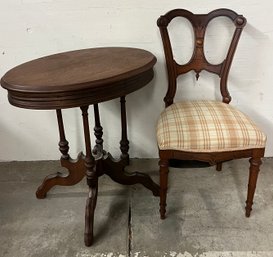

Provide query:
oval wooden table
left=1, top=47, right=159, bottom=246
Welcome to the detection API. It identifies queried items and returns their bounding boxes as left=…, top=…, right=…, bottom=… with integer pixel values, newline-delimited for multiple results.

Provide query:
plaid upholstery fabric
left=157, top=100, right=266, bottom=152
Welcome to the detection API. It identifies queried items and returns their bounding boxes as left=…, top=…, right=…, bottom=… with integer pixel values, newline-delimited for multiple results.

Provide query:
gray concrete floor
left=0, top=158, right=273, bottom=257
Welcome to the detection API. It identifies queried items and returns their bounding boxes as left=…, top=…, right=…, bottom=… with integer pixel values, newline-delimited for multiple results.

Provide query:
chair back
left=157, top=9, right=247, bottom=107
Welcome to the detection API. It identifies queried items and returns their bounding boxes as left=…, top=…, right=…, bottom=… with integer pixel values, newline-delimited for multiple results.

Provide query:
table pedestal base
left=36, top=152, right=160, bottom=246
left=35, top=103, right=159, bottom=246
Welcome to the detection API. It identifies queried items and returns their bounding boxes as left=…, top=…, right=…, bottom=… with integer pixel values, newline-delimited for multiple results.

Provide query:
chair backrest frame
left=157, top=8, right=247, bottom=107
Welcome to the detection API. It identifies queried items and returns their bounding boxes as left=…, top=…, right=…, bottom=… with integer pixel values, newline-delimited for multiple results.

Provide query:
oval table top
left=1, top=47, right=157, bottom=109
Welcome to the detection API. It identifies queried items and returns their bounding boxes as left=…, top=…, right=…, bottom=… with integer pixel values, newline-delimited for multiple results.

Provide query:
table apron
left=6, top=69, right=154, bottom=110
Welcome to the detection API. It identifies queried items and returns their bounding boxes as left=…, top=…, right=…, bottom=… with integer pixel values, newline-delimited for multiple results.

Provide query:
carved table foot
left=103, top=153, right=160, bottom=196
left=36, top=153, right=86, bottom=199
left=84, top=185, right=98, bottom=246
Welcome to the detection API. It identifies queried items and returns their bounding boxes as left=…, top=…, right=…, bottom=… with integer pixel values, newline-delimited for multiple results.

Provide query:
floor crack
left=128, top=193, right=132, bottom=257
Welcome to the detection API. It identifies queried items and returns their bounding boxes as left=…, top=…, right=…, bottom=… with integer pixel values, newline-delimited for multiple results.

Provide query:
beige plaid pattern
left=157, top=100, right=266, bottom=152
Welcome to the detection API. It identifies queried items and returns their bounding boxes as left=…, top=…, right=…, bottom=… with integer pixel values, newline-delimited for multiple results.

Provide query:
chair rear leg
left=245, top=156, right=262, bottom=217
left=159, top=158, right=169, bottom=219
left=216, top=162, right=222, bottom=171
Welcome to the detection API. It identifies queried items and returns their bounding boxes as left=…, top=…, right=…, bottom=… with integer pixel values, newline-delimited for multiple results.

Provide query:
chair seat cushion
left=157, top=100, right=266, bottom=152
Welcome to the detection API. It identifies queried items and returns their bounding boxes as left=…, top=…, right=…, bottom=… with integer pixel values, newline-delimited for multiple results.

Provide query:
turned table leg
left=120, top=96, right=129, bottom=164
left=81, top=106, right=98, bottom=247
left=56, top=109, right=70, bottom=160
left=92, top=104, right=103, bottom=155
left=36, top=109, right=85, bottom=199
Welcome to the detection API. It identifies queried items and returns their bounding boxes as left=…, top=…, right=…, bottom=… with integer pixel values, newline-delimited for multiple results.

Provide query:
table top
left=1, top=47, right=156, bottom=109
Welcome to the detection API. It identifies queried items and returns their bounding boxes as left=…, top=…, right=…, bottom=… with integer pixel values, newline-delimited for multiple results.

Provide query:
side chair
left=156, top=9, right=266, bottom=219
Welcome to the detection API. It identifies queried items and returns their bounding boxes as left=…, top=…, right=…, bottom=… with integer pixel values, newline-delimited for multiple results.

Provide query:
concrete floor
left=0, top=158, right=273, bottom=257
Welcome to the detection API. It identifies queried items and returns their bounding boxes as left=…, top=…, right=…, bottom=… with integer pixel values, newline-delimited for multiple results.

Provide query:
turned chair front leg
left=245, top=156, right=262, bottom=217
left=159, top=158, right=169, bottom=219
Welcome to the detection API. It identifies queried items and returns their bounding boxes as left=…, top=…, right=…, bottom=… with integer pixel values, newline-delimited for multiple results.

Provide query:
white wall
left=0, top=0, right=273, bottom=161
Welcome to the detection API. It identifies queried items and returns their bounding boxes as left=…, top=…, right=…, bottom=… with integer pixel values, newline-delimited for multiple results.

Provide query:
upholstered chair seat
left=157, top=100, right=266, bottom=152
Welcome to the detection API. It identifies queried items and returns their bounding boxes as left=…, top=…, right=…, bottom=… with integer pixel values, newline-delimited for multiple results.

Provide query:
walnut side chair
left=156, top=9, right=266, bottom=219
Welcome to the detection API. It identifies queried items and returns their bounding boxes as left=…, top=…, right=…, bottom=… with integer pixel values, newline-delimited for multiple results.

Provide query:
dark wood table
left=1, top=47, right=159, bottom=246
